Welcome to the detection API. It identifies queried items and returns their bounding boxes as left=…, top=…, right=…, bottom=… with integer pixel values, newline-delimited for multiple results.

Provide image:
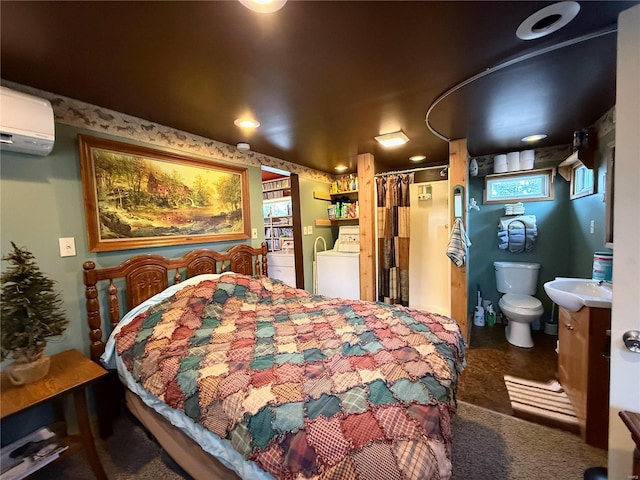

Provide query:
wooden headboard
left=82, top=242, right=268, bottom=363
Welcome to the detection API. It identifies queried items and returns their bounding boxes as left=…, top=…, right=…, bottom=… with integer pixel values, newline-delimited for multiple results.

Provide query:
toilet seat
left=500, top=294, right=543, bottom=315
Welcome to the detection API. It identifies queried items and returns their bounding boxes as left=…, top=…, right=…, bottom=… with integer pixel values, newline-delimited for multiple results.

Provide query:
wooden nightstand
left=1, top=349, right=108, bottom=479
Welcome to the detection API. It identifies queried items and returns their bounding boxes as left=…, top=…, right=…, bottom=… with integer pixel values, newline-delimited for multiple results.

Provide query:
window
left=570, top=163, right=594, bottom=199
left=557, top=150, right=597, bottom=200
left=484, top=168, right=555, bottom=204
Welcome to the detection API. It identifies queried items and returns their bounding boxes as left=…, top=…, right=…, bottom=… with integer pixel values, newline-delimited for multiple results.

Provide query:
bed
left=83, top=243, right=466, bottom=480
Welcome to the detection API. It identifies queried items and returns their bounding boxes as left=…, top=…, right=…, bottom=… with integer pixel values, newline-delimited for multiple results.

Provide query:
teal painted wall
left=467, top=176, right=571, bottom=320
left=467, top=134, right=613, bottom=322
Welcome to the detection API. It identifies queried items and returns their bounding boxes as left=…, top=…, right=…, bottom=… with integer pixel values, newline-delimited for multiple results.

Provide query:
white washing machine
left=316, top=226, right=360, bottom=300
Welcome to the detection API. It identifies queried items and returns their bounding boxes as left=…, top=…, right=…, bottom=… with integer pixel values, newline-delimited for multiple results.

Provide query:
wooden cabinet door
left=558, top=307, right=589, bottom=432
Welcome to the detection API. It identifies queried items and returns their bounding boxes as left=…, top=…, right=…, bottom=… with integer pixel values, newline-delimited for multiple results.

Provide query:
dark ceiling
left=1, top=1, right=636, bottom=174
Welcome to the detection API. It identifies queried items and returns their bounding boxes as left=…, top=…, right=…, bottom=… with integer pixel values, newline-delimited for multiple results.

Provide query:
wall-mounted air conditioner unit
left=0, top=86, right=55, bottom=156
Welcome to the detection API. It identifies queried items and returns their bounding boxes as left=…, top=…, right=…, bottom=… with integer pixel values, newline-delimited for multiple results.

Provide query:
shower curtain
left=376, top=173, right=413, bottom=306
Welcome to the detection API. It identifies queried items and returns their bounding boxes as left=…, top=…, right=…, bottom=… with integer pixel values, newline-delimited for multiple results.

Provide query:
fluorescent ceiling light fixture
left=521, top=134, right=547, bottom=142
left=238, top=0, right=287, bottom=14
left=334, top=165, right=348, bottom=172
left=237, top=142, right=250, bottom=150
left=409, top=155, right=426, bottom=162
left=375, top=131, right=409, bottom=147
left=516, top=2, right=580, bottom=40
left=234, top=118, right=260, bottom=129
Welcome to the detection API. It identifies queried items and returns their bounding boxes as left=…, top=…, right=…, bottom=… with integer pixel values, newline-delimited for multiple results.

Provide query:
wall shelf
left=316, top=184, right=359, bottom=226
left=331, top=190, right=358, bottom=197
left=313, top=191, right=331, bottom=201
left=315, top=218, right=358, bottom=227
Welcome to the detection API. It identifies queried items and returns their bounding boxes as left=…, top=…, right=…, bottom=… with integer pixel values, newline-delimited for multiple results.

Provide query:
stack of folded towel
left=497, top=215, right=537, bottom=253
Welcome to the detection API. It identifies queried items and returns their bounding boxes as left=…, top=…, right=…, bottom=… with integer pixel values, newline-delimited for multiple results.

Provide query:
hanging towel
left=447, top=218, right=472, bottom=267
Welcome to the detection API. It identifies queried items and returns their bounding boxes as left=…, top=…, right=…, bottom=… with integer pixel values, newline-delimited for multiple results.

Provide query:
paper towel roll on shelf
left=493, top=154, right=508, bottom=173
left=507, top=152, right=520, bottom=171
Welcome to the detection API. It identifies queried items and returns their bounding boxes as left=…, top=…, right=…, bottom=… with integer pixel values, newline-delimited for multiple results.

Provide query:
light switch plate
left=251, top=228, right=258, bottom=239
left=59, top=237, right=76, bottom=257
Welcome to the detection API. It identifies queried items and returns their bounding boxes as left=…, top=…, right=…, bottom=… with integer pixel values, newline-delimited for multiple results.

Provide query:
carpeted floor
left=27, top=401, right=606, bottom=480
left=451, top=401, right=606, bottom=480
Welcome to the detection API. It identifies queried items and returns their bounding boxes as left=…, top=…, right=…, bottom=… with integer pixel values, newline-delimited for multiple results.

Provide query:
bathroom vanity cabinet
left=558, top=306, right=611, bottom=449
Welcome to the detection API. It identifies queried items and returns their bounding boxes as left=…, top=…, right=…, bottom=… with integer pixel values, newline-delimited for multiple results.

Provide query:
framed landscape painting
left=78, top=135, right=251, bottom=252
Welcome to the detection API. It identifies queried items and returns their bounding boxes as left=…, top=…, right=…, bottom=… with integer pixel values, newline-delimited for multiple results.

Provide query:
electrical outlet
left=59, top=237, right=76, bottom=257
left=251, top=228, right=258, bottom=239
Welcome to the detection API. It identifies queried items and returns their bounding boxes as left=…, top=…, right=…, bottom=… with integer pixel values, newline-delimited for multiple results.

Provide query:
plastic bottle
left=486, top=305, right=496, bottom=326
left=473, top=306, right=485, bottom=327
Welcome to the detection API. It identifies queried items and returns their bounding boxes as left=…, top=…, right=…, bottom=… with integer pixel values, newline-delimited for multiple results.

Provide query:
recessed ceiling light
left=409, top=155, right=426, bottom=162
left=521, top=134, right=548, bottom=142
left=516, top=2, right=580, bottom=41
left=374, top=131, right=410, bottom=148
left=335, top=165, right=348, bottom=172
left=234, top=118, right=260, bottom=129
left=237, top=142, right=251, bottom=150
left=238, top=0, right=287, bottom=14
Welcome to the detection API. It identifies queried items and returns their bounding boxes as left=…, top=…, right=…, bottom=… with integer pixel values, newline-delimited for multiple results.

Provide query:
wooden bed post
left=449, top=138, right=469, bottom=342
left=260, top=241, right=268, bottom=276
left=83, top=261, right=106, bottom=363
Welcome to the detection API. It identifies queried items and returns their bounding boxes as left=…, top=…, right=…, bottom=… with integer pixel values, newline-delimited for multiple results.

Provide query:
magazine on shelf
left=0, top=426, right=68, bottom=480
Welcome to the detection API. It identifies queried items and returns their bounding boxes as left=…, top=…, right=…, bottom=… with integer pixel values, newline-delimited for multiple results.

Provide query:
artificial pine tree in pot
left=1, top=242, right=68, bottom=385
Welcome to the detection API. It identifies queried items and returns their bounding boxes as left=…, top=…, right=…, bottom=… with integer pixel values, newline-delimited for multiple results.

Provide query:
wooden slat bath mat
left=504, top=375, right=580, bottom=434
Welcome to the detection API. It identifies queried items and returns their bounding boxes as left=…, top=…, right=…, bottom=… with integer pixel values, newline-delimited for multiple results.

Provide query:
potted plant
left=1, top=242, right=68, bottom=385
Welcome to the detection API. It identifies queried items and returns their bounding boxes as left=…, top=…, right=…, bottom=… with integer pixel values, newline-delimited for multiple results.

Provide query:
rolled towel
left=499, top=215, right=537, bottom=231
left=509, top=243, right=525, bottom=254
left=508, top=231, right=526, bottom=253
left=498, top=230, right=509, bottom=249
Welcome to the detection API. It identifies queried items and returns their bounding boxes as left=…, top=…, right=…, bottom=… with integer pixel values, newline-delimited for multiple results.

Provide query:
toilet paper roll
left=520, top=150, right=535, bottom=170
left=507, top=151, right=520, bottom=171
left=493, top=154, right=508, bottom=173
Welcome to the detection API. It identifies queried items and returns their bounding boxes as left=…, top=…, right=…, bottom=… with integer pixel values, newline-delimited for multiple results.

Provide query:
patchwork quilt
left=115, top=274, right=466, bottom=480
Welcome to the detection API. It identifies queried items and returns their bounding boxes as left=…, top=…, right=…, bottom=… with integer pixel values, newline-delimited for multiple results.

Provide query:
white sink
left=543, top=277, right=612, bottom=312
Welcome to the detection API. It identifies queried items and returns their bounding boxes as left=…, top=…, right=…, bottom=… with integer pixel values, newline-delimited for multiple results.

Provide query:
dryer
left=316, top=226, right=360, bottom=300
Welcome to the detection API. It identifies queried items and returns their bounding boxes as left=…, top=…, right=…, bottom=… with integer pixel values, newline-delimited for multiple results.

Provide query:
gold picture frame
left=79, top=135, right=250, bottom=252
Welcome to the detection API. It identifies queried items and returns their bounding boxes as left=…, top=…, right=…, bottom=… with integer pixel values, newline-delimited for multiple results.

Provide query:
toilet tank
left=494, top=261, right=540, bottom=295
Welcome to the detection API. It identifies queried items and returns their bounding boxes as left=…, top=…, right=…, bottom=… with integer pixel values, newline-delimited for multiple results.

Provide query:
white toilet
left=494, top=261, right=544, bottom=348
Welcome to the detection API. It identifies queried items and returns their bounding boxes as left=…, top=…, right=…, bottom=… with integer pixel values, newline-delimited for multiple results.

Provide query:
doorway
left=261, top=167, right=303, bottom=288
